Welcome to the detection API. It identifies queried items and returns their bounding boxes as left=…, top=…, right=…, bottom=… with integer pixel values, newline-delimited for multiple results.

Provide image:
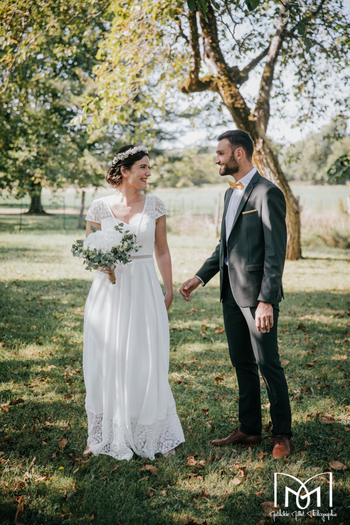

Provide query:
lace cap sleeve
left=86, top=199, right=102, bottom=223
left=153, top=196, right=166, bottom=219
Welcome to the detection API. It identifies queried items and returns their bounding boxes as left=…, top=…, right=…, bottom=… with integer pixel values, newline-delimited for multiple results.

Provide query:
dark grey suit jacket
left=196, top=171, right=287, bottom=307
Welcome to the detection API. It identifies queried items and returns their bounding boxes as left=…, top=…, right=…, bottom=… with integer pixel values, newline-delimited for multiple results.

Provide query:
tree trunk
left=77, top=189, right=86, bottom=229
left=27, top=183, right=46, bottom=215
left=253, top=136, right=301, bottom=260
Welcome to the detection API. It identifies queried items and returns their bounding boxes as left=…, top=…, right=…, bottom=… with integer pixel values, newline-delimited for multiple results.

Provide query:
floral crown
left=109, top=145, right=148, bottom=167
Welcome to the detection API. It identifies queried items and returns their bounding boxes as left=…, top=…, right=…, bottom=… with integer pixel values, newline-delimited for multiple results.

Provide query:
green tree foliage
left=82, top=0, right=350, bottom=259
left=151, top=147, right=219, bottom=187
left=280, top=117, right=350, bottom=184
left=0, top=1, right=114, bottom=213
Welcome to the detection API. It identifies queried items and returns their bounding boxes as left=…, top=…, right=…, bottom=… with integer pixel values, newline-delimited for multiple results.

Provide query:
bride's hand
left=164, top=291, right=174, bottom=310
left=99, top=267, right=114, bottom=275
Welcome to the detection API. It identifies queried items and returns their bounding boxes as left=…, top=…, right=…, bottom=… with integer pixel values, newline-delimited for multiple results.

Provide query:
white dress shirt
left=196, top=166, right=257, bottom=284
left=225, top=167, right=257, bottom=241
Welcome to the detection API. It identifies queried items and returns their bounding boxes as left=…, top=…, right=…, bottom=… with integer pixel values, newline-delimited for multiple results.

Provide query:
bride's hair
left=106, top=145, right=149, bottom=188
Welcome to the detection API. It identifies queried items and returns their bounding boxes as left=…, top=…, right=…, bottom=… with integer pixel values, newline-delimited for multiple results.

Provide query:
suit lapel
left=228, top=171, right=261, bottom=242
left=221, top=187, right=233, bottom=242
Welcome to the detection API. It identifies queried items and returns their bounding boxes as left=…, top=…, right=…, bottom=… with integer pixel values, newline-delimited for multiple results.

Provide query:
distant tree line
left=279, top=117, right=350, bottom=185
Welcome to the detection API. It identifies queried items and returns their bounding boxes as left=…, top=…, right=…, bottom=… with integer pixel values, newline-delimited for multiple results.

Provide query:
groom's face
left=215, top=139, right=239, bottom=176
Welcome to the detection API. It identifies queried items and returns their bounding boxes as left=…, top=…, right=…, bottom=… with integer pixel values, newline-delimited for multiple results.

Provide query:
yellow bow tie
left=228, top=180, right=243, bottom=190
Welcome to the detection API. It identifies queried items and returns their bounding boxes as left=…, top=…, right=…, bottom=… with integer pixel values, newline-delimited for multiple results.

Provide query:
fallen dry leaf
left=264, top=421, right=273, bottom=432
left=186, top=307, right=197, bottom=315
left=14, top=495, right=24, bottom=523
left=201, top=408, right=209, bottom=416
left=59, top=438, right=68, bottom=451
left=258, top=451, right=267, bottom=460
left=1, top=404, right=9, bottom=412
left=319, top=414, right=336, bottom=424
left=45, top=421, right=53, bottom=426
left=187, top=456, right=197, bottom=466
left=214, top=328, right=225, bottom=334
left=281, top=360, right=290, bottom=366
left=145, top=464, right=158, bottom=475
left=64, top=394, right=72, bottom=399
left=198, top=488, right=207, bottom=498
left=149, top=491, right=154, bottom=498
left=261, top=501, right=279, bottom=516
left=297, top=323, right=306, bottom=330
left=232, top=478, right=241, bottom=485
left=216, top=505, right=225, bottom=511
left=301, top=386, right=311, bottom=393
left=9, top=398, right=25, bottom=406
left=329, top=460, right=347, bottom=470
left=182, top=518, right=208, bottom=525
left=256, top=521, right=266, bottom=525
left=110, top=466, right=119, bottom=474
left=161, top=490, right=167, bottom=496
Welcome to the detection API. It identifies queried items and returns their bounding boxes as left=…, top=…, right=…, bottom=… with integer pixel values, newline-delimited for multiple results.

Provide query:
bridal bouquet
left=72, top=224, right=140, bottom=284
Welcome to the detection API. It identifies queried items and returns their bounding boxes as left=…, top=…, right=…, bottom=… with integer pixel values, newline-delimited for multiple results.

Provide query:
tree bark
left=187, top=4, right=302, bottom=260
left=27, top=183, right=46, bottom=215
left=253, top=137, right=301, bottom=260
left=77, top=189, right=86, bottom=229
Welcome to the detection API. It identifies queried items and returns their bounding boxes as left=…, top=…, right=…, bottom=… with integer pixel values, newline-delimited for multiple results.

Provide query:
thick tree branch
left=253, top=4, right=286, bottom=131
left=198, top=3, right=254, bottom=134
left=231, top=45, right=270, bottom=86
left=180, top=10, right=218, bottom=94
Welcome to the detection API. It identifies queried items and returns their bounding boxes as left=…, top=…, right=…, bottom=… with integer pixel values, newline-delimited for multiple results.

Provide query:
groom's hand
left=255, top=302, right=274, bottom=333
left=180, top=276, right=201, bottom=301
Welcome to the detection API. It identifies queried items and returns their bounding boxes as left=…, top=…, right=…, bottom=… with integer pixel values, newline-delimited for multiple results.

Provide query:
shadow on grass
left=1, top=280, right=350, bottom=524
left=0, top=213, right=82, bottom=233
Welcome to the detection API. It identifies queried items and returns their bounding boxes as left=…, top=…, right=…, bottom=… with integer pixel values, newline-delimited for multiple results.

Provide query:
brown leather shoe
left=211, top=428, right=262, bottom=447
left=272, top=435, right=291, bottom=459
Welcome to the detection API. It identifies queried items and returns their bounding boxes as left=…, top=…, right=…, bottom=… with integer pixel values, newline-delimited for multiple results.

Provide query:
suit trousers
left=222, top=267, right=292, bottom=437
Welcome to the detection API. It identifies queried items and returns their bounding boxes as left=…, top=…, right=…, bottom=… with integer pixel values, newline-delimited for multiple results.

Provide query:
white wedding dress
left=83, top=195, right=185, bottom=460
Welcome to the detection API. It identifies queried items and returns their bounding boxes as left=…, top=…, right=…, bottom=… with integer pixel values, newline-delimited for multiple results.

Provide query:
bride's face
left=123, top=156, right=151, bottom=190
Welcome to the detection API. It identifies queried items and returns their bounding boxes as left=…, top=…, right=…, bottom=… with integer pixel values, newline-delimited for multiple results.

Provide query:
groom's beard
left=219, top=155, right=239, bottom=176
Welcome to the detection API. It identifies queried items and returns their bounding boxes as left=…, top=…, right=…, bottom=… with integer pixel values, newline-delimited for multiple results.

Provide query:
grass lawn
left=0, top=218, right=350, bottom=525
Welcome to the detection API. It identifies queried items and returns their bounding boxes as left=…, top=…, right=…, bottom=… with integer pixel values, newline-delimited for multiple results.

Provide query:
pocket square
left=242, top=209, right=257, bottom=215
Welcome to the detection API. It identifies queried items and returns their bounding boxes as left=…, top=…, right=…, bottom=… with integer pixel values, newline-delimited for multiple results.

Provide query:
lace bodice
left=85, top=195, right=166, bottom=256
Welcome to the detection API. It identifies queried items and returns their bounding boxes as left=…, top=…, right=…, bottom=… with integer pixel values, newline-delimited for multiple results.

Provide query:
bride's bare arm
left=86, top=220, right=101, bottom=235
left=154, top=215, right=173, bottom=310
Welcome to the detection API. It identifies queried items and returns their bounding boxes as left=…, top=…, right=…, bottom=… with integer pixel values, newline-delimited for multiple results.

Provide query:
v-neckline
left=105, top=195, right=147, bottom=226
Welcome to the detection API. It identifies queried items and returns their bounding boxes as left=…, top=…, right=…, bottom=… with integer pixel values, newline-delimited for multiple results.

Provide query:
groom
left=180, top=130, right=292, bottom=458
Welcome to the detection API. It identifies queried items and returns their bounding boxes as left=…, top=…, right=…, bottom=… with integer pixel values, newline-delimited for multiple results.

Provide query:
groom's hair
left=218, top=130, right=254, bottom=161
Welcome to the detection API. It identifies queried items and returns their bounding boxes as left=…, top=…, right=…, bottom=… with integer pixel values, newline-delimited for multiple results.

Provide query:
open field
left=0, top=183, right=350, bottom=217
left=0, top=218, right=350, bottom=524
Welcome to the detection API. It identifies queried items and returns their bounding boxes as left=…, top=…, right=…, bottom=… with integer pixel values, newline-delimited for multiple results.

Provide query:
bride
left=82, top=144, right=185, bottom=460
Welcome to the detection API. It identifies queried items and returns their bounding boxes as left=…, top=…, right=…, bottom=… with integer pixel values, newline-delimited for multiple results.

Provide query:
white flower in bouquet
left=83, top=228, right=124, bottom=253
left=72, top=224, right=140, bottom=284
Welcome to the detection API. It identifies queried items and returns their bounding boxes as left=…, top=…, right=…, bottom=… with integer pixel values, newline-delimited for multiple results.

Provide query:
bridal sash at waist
left=130, top=254, right=153, bottom=260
